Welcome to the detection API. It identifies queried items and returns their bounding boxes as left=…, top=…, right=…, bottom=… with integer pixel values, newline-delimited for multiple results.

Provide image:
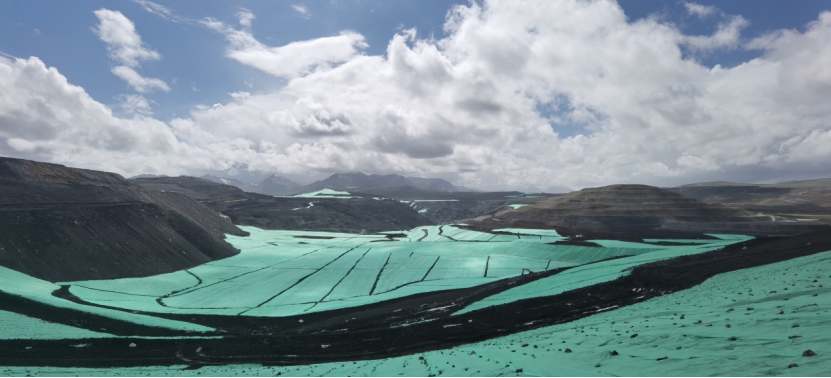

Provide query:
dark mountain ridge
left=303, top=172, right=469, bottom=193
left=0, top=157, right=247, bottom=281
left=131, top=176, right=435, bottom=233
left=671, top=178, right=831, bottom=224
left=200, top=174, right=301, bottom=196
left=473, top=184, right=829, bottom=236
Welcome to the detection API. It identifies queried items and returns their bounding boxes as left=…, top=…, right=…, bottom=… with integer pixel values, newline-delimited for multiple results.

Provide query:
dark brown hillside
left=473, top=184, right=828, bottom=236
left=0, top=157, right=248, bottom=282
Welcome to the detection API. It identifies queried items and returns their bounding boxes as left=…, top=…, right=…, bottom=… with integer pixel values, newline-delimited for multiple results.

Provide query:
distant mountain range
left=303, top=172, right=476, bottom=193
left=200, top=174, right=301, bottom=196
left=128, top=174, right=168, bottom=179
left=198, top=172, right=476, bottom=195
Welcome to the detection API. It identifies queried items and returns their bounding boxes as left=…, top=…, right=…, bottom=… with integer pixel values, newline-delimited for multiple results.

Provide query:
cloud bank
left=2, top=0, right=831, bottom=191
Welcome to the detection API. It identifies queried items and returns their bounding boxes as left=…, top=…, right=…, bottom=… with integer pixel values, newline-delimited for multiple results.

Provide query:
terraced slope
left=15, top=246, right=830, bottom=376
left=58, top=225, right=640, bottom=317
left=2, top=227, right=829, bottom=373
left=476, top=184, right=828, bottom=236
left=0, top=157, right=247, bottom=281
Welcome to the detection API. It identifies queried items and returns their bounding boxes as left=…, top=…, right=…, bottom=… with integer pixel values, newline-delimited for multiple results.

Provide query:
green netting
left=259, top=262, right=360, bottom=307
left=243, top=303, right=317, bottom=317
left=322, top=268, right=379, bottom=301
left=0, top=310, right=113, bottom=340
left=642, top=239, right=717, bottom=244
left=589, top=240, right=671, bottom=249
left=489, top=234, right=520, bottom=242
left=53, top=226, right=746, bottom=322
left=486, top=255, right=550, bottom=278
left=60, top=270, right=198, bottom=297
left=492, top=228, right=563, bottom=237
left=374, top=255, right=440, bottom=294
left=705, top=233, right=756, bottom=241
left=9, top=250, right=831, bottom=376
left=424, top=256, right=489, bottom=280
left=69, top=286, right=163, bottom=311
left=0, top=265, right=212, bottom=332
left=279, top=189, right=355, bottom=198
left=454, top=241, right=740, bottom=315
left=166, top=268, right=317, bottom=310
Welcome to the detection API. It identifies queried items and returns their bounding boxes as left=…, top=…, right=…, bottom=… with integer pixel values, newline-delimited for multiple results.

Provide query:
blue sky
left=3, top=1, right=471, bottom=120
left=1, top=1, right=831, bottom=190
left=4, top=0, right=827, bottom=122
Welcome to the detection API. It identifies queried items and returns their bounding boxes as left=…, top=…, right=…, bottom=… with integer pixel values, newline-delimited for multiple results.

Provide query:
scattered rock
left=521, top=344, right=528, bottom=348
left=777, top=310, right=784, bottom=315
left=611, top=350, right=619, bottom=356
left=788, top=364, right=798, bottom=369
left=803, top=350, right=817, bottom=357
left=789, top=336, right=802, bottom=339
left=516, top=368, right=523, bottom=373
left=726, top=324, right=732, bottom=328
left=128, top=343, right=136, bottom=348
left=656, top=356, right=668, bottom=361
left=564, top=349, right=572, bottom=353
left=680, top=315, right=685, bottom=319
left=746, top=307, right=753, bottom=311
left=630, top=334, right=638, bottom=338
left=727, top=308, right=734, bottom=312
left=728, top=337, right=737, bottom=341
left=792, top=324, right=800, bottom=328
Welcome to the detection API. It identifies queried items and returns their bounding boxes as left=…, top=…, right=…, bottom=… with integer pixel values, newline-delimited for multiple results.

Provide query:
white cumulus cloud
left=111, top=65, right=170, bottom=93
left=2, top=1, right=831, bottom=191
left=203, top=13, right=367, bottom=78
left=93, top=9, right=169, bottom=93
left=683, top=2, right=717, bottom=18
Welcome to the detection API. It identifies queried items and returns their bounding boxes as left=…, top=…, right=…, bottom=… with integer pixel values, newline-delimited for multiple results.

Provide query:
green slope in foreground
left=8, top=249, right=830, bottom=377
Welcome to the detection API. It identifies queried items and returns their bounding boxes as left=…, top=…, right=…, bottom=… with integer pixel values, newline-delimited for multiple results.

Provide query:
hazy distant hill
left=132, top=176, right=433, bottom=233
left=672, top=178, right=831, bottom=207
left=201, top=174, right=301, bottom=195
left=258, top=174, right=301, bottom=195
left=671, top=178, right=831, bottom=223
left=474, top=184, right=828, bottom=236
left=302, top=172, right=471, bottom=192
left=128, top=174, right=168, bottom=179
